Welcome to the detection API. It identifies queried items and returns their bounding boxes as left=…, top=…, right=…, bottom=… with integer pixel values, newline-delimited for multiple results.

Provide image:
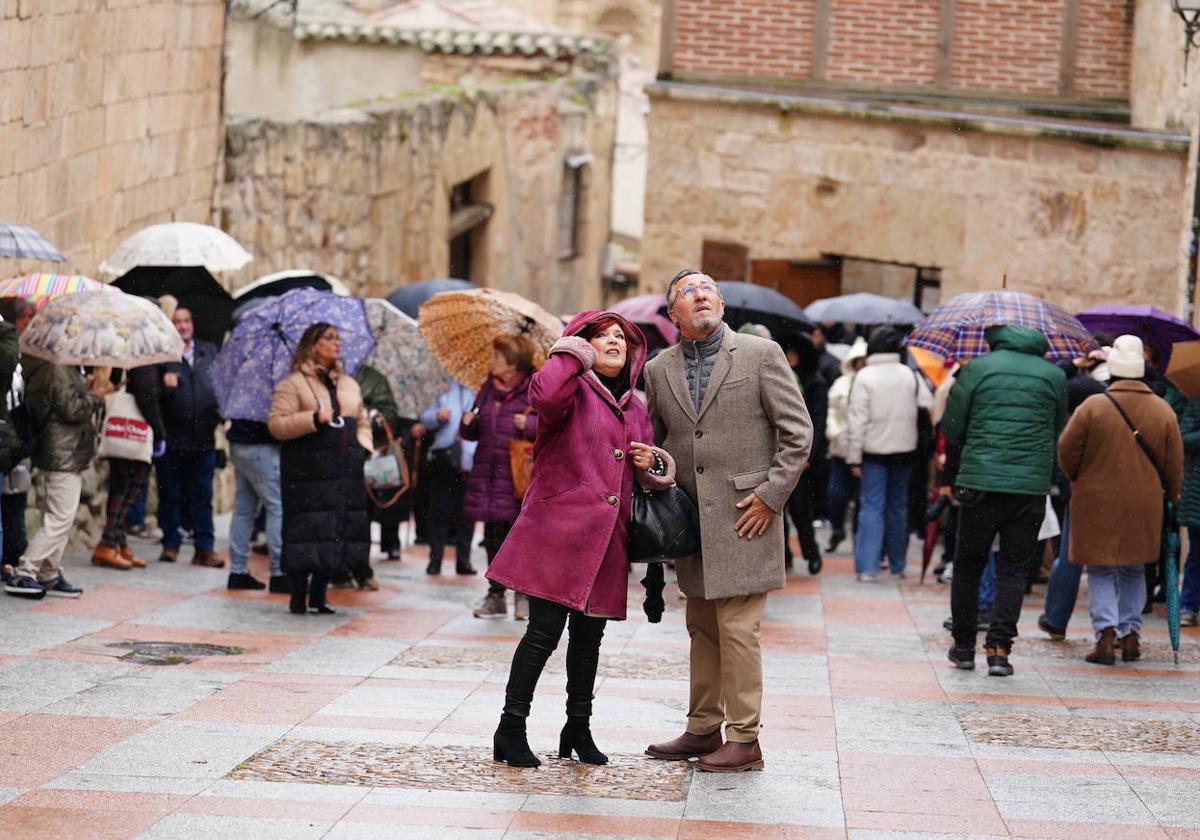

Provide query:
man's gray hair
left=666, top=268, right=703, bottom=308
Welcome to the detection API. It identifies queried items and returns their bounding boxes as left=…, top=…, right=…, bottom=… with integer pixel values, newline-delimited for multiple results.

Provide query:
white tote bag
left=97, top=388, right=154, bottom=463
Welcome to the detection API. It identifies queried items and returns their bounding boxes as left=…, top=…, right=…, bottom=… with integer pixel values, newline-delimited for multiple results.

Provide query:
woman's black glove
left=641, top=564, right=665, bottom=623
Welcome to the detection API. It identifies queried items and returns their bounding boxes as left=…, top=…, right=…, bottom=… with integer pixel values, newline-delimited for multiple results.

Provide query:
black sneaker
left=227, top=573, right=266, bottom=591
left=947, top=645, right=975, bottom=670
left=44, top=576, right=82, bottom=599
left=1037, top=615, right=1066, bottom=641
left=268, top=575, right=291, bottom=594
left=985, top=647, right=1014, bottom=677
left=4, top=574, right=46, bottom=599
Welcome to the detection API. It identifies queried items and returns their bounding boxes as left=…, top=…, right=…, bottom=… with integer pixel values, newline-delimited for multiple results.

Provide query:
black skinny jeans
left=786, top=471, right=821, bottom=563
left=483, top=521, right=513, bottom=596
left=503, top=596, right=607, bottom=719
left=951, top=491, right=1045, bottom=651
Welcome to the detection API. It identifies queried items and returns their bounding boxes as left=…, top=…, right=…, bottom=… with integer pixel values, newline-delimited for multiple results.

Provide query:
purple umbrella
left=211, top=287, right=375, bottom=422
left=609, top=293, right=677, bottom=349
left=1075, top=305, right=1199, bottom=371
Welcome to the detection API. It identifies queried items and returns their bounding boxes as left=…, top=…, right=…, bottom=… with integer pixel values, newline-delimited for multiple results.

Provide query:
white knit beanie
left=1107, top=335, right=1145, bottom=380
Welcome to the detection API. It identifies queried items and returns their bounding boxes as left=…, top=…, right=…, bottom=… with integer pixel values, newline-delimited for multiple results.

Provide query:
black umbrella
left=388, top=278, right=475, bottom=319
left=111, top=266, right=234, bottom=346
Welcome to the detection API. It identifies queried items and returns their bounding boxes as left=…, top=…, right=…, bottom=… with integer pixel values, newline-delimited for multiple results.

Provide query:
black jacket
left=159, top=339, right=220, bottom=452
left=125, top=365, right=167, bottom=444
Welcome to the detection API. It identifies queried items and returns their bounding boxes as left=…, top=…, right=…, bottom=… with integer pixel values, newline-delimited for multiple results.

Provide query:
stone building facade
left=221, top=78, right=617, bottom=315
left=0, top=0, right=226, bottom=273
left=643, top=0, right=1199, bottom=316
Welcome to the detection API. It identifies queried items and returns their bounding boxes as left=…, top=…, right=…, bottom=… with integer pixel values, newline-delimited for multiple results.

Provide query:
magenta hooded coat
left=485, top=311, right=675, bottom=619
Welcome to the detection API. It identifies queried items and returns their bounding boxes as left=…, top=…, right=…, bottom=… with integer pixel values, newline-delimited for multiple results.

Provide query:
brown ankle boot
left=1086, top=627, right=1117, bottom=666
left=91, top=545, right=132, bottom=570
left=645, top=730, right=723, bottom=760
left=191, top=549, right=225, bottom=568
left=1120, top=629, right=1141, bottom=662
left=118, top=546, right=146, bottom=568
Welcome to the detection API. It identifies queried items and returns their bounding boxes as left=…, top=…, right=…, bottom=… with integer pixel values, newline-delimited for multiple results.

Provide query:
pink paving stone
left=845, top=809, right=1008, bottom=835
left=1113, top=764, right=1200, bottom=781
left=1005, top=820, right=1171, bottom=839
left=0, top=806, right=161, bottom=840
left=172, top=676, right=357, bottom=724
left=342, top=803, right=515, bottom=829
left=331, top=608, right=459, bottom=639
left=174, top=795, right=351, bottom=820
left=28, top=585, right=186, bottom=622
left=975, top=758, right=1122, bottom=777
left=821, top=597, right=914, bottom=626
left=302, top=713, right=440, bottom=732
left=0, top=715, right=155, bottom=787
left=760, top=623, right=827, bottom=652
left=508, top=811, right=679, bottom=837
left=679, top=822, right=846, bottom=840
left=13, top=789, right=186, bottom=815
left=945, top=692, right=1069, bottom=709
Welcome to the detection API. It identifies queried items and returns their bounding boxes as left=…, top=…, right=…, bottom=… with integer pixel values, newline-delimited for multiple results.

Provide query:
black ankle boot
left=493, top=713, right=540, bottom=767
left=289, top=588, right=306, bottom=615
left=558, top=717, right=608, bottom=764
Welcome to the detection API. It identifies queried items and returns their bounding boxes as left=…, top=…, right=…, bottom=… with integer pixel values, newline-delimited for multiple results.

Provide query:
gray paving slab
left=326, top=826, right=506, bottom=840
left=520, top=793, right=685, bottom=819
left=682, top=748, right=844, bottom=827
left=1122, top=775, right=1200, bottom=827
left=834, top=697, right=969, bottom=747
left=848, top=832, right=1017, bottom=840
left=135, top=814, right=334, bottom=840
left=133, top=594, right=362, bottom=635
left=39, top=668, right=241, bottom=718
left=284, top=726, right=428, bottom=745
left=72, top=720, right=290, bottom=779
left=0, top=657, right=133, bottom=712
left=0, top=787, right=28, bottom=805
left=318, top=683, right=473, bottom=720
left=262, top=636, right=412, bottom=677
left=361, top=787, right=528, bottom=810
left=43, top=771, right=215, bottom=795
left=202, top=779, right=371, bottom=803
left=0, top=611, right=114, bottom=654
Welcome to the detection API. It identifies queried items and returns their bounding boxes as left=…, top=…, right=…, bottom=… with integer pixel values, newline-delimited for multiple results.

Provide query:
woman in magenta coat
left=486, top=311, right=676, bottom=769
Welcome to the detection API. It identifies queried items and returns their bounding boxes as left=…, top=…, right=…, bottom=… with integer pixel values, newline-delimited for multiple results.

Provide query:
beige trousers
left=684, top=592, right=768, bottom=743
left=18, top=470, right=83, bottom=584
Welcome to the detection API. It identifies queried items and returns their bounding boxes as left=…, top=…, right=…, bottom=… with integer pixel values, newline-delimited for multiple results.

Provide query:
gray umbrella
left=806, top=293, right=925, bottom=325
left=0, top=221, right=65, bottom=262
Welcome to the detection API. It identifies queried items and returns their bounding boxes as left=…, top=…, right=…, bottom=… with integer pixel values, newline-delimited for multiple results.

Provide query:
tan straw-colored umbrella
left=1167, top=339, right=1200, bottom=399
left=419, top=288, right=563, bottom=388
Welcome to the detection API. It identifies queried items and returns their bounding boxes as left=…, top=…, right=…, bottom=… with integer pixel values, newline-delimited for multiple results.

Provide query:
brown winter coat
left=268, top=363, right=372, bottom=451
left=1059, top=380, right=1183, bottom=568
left=644, top=327, right=813, bottom=599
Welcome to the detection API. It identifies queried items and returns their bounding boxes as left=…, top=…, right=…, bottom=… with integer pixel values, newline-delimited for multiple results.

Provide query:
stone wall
left=641, top=86, right=1189, bottom=314
left=220, top=77, right=617, bottom=315
left=0, top=0, right=226, bottom=274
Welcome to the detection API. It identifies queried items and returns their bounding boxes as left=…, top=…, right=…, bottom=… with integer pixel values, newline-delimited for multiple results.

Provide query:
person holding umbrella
left=268, top=323, right=373, bottom=615
left=1058, top=336, right=1182, bottom=664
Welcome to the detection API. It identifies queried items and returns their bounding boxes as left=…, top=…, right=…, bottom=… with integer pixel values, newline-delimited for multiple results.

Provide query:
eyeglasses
left=677, top=282, right=719, bottom=298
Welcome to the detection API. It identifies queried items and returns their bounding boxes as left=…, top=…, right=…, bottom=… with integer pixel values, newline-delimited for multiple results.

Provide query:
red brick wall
left=671, top=0, right=816, bottom=80
left=1073, top=0, right=1132, bottom=98
left=827, top=0, right=940, bottom=86
left=951, top=0, right=1065, bottom=94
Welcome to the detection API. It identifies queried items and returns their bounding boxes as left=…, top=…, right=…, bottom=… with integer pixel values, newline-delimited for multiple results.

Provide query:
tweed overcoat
left=644, top=327, right=813, bottom=600
left=1059, top=380, right=1183, bottom=568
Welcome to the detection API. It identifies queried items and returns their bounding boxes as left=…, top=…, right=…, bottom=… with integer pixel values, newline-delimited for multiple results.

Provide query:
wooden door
left=750, top=259, right=842, bottom=308
left=701, top=240, right=749, bottom=282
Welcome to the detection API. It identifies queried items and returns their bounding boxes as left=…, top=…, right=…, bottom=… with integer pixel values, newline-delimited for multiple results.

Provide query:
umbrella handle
left=328, top=415, right=345, bottom=429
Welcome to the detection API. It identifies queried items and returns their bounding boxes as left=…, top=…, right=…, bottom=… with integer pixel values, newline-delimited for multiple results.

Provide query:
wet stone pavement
left=1, top=524, right=1199, bottom=839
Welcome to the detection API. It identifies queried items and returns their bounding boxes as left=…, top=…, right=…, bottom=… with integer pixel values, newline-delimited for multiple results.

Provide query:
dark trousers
left=951, top=491, right=1045, bottom=651
left=503, top=596, right=607, bottom=718
left=156, top=449, right=216, bottom=551
left=484, top=521, right=513, bottom=596
left=827, top=457, right=858, bottom=537
left=370, top=500, right=405, bottom=553
left=786, top=471, right=821, bottom=564
left=103, top=459, right=151, bottom=548
left=290, top=572, right=328, bottom=608
left=1, top=492, right=27, bottom=564
left=808, top=456, right=830, bottom=521
left=426, top=452, right=473, bottom=568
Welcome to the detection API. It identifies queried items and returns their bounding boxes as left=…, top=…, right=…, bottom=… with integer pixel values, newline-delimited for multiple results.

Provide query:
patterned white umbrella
left=100, top=222, right=252, bottom=276
left=363, top=298, right=453, bottom=418
left=20, top=290, right=183, bottom=368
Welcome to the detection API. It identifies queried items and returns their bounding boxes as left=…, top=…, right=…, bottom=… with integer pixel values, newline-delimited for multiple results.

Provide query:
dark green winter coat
left=22, top=356, right=101, bottom=473
left=1178, top=393, right=1200, bottom=526
left=941, top=325, right=1067, bottom=497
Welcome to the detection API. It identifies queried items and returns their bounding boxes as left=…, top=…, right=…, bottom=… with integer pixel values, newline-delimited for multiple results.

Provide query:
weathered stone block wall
left=0, top=0, right=226, bottom=274
left=220, top=78, right=616, bottom=316
left=641, top=92, right=1188, bottom=314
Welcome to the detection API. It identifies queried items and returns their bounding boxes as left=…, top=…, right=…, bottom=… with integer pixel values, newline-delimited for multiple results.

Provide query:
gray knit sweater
left=680, top=324, right=725, bottom=412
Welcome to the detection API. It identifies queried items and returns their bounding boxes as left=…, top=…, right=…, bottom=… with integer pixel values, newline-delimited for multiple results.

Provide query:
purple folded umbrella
left=1075, top=305, right=1199, bottom=370
left=211, top=287, right=375, bottom=422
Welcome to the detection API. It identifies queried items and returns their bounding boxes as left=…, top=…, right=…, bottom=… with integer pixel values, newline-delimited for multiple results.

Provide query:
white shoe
left=855, top=573, right=878, bottom=583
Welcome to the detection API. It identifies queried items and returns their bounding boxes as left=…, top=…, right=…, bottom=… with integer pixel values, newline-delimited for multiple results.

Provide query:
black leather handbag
left=629, top=484, right=701, bottom=563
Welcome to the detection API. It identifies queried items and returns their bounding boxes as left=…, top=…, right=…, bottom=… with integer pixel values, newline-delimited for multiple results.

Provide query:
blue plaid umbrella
left=0, top=221, right=65, bottom=262
left=210, top=288, right=375, bottom=422
left=905, top=290, right=1098, bottom=362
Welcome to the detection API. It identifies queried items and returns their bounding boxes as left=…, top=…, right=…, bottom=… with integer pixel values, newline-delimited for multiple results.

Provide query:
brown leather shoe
left=645, top=730, right=723, bottom=761
left=191, top=549, right=226, bottom=569
left=118, top=545, right=146, bottom=568
left=91, top=545, right=132, bottom=570
left=696, top=739, right=765, bottom=773
left=1086, top=627, right=1117, bottom=666
left=1121, top=629, right=1141, bottom=662
left=159, top=547, right=179, bottom=563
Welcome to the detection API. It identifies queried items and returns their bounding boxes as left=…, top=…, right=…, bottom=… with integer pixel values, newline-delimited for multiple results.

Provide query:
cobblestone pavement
left=1, top=523, right=1199, bottom=839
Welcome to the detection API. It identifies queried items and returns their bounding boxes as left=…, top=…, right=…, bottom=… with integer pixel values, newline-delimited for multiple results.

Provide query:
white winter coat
left=845, top=353, right=933, bottom=465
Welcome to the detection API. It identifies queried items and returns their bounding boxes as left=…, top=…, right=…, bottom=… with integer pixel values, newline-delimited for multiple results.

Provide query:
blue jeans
left=854, top=459, right=914, bottom=576
left=827, top=457, right=858, bottom=536
left=979, top=554, right=997, bottom=613
left=229, top=444, right=282, bottom=576
left=1182, top=526, right=1200, bottom=615
left=1088, top=565, right=1146, bottom=639
left=1042, top=511, right=1082, bottom=630
left=156, top=449, right=216, bottom=551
